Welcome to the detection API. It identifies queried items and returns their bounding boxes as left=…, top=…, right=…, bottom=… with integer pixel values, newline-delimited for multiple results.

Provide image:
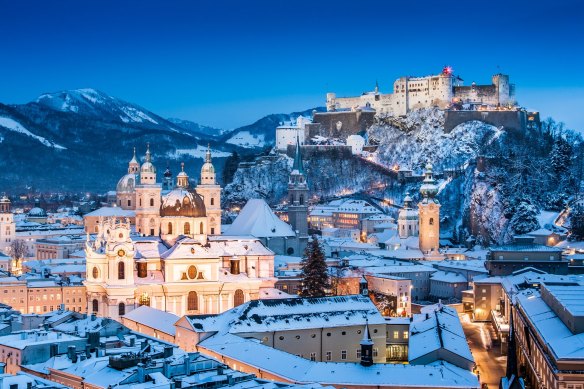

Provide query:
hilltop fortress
left=326, top=67, right=516, bottom=115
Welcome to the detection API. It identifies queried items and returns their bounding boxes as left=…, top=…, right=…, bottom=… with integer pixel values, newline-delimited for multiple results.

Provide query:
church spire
left=292, top=136, right=304, bottom=174
left=205, top=143, right=212, bottom=164
left=360, top=319, right=374, bottom=366
left=145, top=143, right=151, bottom=163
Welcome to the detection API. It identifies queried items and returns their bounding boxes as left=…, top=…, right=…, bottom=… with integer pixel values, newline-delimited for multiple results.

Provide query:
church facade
left=85, top=146, right=276, bottom=320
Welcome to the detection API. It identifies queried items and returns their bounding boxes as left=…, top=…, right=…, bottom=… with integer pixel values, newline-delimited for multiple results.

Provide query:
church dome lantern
left=419, top=163, right=438, bottom=199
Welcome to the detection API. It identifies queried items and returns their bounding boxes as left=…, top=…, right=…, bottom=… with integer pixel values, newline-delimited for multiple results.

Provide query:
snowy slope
left=369, top=109, right=501, bottom=172
left=0, top=117, right=66, bottom=149
left=226, top=131, right=266, bottom=148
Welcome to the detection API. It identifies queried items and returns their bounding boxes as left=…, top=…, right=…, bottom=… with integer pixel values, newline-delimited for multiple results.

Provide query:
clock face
left=118, top=249, right=126, bottom=257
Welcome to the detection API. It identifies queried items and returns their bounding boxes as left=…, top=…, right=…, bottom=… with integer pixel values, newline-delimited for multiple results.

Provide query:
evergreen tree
left=222, top=151, right=240, bottom=185
left=451, top=226, right=459, bottom=245
left=299, top=237, right=330, bottom=297
left=509, top=200, right=540, bottom=236
left=570, top=204, right=584, bottom=240
left=550, top=137, right=573, bottom=175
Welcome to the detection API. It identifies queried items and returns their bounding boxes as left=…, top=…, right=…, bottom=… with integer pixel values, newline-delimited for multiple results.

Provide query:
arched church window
left=92, top=267, right=99, bottom=279
left=92, top=299, right=98, bottom=313
left=184, top=222, right=190, bottom=235
left=187, top=265, right=197, bottom=280
left=429, top=218, right=434, bottom=225
left=118, top=261, right=125, bottom=280
left=128, top=200, right=131, bottom=207
left=150, top=198, right=154, bottom=207
left=299, top=194, right=304, bottom=205
left=290, top=196, right=293, bottom=204
left=188, top=291, right=198, bottom=311
left=118, top=302, right=125, bottom=316
left=210, top=198, right=214, bottom=206
left=168, top=222, right=172, bottom=234
left=200, top=222, right=204, bottom=234
left=234, top=289, right=244, bottom=307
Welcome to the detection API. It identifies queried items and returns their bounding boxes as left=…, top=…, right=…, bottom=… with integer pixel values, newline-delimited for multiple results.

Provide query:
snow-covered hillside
left=226, top=131, right=266, bottom=148
left=0, top=117, right=66, bottom=149
left=369, top=109, right=502, bottom=172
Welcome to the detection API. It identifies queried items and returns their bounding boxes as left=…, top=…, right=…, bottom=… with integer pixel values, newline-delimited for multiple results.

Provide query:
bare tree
left=9, top=239, right=27, bottom=274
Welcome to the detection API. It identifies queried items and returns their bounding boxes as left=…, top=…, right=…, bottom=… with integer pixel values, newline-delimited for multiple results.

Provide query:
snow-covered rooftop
left=122, top=305, right=179, bottom=336
left=226, top=199, right=295, bottom=238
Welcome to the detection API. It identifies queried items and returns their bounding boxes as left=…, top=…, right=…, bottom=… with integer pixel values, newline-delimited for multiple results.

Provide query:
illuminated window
left=188, top=291, right=198, bottom=311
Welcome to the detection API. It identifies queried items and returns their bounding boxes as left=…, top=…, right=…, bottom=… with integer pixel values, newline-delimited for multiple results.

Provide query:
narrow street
left=460, top=313, right=506, bottom=388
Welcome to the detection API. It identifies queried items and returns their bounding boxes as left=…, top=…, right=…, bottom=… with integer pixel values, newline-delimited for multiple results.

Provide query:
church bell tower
left=418, top=163, right=440, bottom=253
left=287, top=137, right=309, bottom=254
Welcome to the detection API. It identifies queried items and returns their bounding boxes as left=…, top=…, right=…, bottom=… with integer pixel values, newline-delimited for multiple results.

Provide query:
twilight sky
left=1, top=0, right=583, bottom=130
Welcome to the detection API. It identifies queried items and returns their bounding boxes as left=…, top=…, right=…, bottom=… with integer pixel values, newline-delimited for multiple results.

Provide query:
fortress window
left=188, top=291, right=198, bottom=311
left=118, top=262, right=125, bottom=280
left=127, top=200, right=131, bottom=207
left=429, top=218, right=434, bottom=225
left=150, top=198, right=154, bottom=207
left=211, top=198, right=214, bottom=206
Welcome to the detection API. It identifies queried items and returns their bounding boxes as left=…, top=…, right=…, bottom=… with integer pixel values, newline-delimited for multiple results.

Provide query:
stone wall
left=444, top=110, right=531, bottom=132
left=312, top=111, right=376, bottom=139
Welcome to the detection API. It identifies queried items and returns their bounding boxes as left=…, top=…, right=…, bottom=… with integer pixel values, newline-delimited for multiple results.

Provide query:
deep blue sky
left=1, top=0, right=583, bottom=130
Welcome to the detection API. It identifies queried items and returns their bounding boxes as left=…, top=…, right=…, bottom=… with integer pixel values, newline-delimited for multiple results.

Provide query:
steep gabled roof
left=226, top=199, right=295, bottom=238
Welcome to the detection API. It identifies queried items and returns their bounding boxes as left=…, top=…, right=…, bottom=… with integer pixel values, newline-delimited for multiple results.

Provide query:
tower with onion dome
left=0, top=195, right=15, bottom=256
left=398, top=192, right=419, bottom=238
left=418, top=163, right=440, bottom=253
left=135, top=144, right=162, bottom=236
left=116, top=148, right=140, bottom=210
left=196, top=145, right=222, bottom=235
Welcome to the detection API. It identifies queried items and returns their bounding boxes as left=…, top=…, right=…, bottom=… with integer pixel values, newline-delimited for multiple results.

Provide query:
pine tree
left=509, top=200, right=540, bottom=236
left=299, top=237, right=330, bottom=297
left=570, top=204, right=584, bottom=240
left=550, top=137, right=573, bottom=175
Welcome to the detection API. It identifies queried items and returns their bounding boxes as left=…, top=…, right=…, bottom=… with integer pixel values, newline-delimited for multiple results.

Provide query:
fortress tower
left=418, top=163, right=440, bottom=254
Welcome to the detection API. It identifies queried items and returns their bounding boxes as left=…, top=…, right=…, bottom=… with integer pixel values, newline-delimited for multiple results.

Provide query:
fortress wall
left=311, top=111, right=376, bottom=139
left=444, top=110, right=528, bottom=132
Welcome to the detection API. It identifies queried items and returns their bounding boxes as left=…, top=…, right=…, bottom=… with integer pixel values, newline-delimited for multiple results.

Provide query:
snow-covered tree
left=550, top=137, right=573, bottom=174
left=509, top=201, right=540, bottom=236
left=570, top=204, right=584, bottom=240
left=299, top=237, right=330, bottom=298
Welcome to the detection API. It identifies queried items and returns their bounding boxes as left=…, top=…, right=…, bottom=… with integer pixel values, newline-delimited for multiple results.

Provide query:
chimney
left=50, top=343, right=59, bottom=358
left=68, top=345, right=77, bottom=363
left=217, top=365, right=224, bottom=376
left=163, top=360, right=171, bottom=378
left=163, top=345, right=173, bottom=359
left=137, top=363, right=146, bottom=383
left=0, top=362, right=6, bottom=374
left=85, top=345, right=91, bottom=359
left=130, top=337, right=135, bottom=347
left=183, top=355, right=191, bottom=376
left=174, top=379, right=183, bottom=389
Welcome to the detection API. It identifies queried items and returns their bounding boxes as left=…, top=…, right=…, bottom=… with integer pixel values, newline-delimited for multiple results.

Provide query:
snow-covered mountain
left=0, top=89, right=321, bottom=192
left=220, top=108, right=326, bottom=149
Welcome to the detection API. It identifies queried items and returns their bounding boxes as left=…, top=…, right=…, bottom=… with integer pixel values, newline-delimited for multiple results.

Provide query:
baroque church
left=85, top=146, right=277, bottom=320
